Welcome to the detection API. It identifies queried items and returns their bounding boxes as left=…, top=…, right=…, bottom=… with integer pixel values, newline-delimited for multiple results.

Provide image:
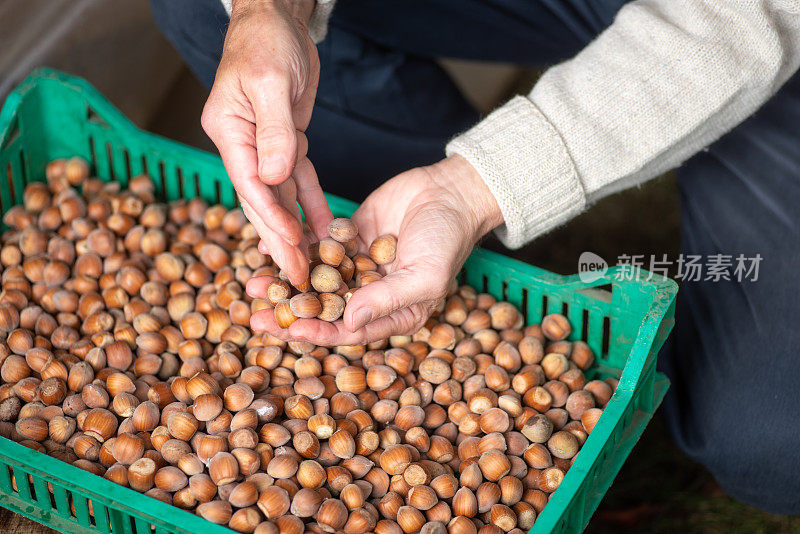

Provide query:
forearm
left=448, top=0, right=800, bottom=248
left=221, top=0, right=334, bottom=42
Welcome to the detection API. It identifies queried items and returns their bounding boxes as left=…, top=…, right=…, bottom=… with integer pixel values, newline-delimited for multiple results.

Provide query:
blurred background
left=1, top=0, right=798, bottom=532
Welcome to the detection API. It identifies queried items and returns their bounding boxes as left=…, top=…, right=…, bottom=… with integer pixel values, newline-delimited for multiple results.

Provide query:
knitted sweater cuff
left=446, top=96, right=586, bottom=249
left=307, top=0, right=335, bottom=43
left=220, top=0, right=335, bottom=44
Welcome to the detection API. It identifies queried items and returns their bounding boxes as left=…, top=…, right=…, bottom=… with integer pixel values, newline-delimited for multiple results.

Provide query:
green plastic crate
left=0, top=68, right=677, bottom=534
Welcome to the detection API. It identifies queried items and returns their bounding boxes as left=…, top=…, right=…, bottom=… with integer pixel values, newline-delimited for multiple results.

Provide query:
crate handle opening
left=0, top=116, right=19, bottom=151
left=86, top=105, right=110, bottom=129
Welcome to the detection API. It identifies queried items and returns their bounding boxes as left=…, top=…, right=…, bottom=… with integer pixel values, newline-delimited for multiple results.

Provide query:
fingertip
left=251, top=310, right=295, bottom=342
left=313, top=216, right=335, bottom=241
left=249, top=309, right=270, bottom=331
left=258, top=153, right=293, bottom=185
left=245, top=275, right=275, bottom=299
left=287, top=267, right=309, bottom=289
left=348, top=307, right=373, bottom=333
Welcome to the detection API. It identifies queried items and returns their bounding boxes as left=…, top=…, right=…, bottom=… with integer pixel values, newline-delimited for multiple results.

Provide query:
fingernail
left=245, top=279, right=257, bottom=298
left=260, top=155, right=286, bottom=181
left=351, top=307, right=373, bottom=332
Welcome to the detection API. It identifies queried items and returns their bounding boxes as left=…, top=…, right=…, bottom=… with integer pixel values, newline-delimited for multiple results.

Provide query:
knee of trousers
left=682, top=414, right=800, bottom=514
left=660, top=308, right=800, bottom=515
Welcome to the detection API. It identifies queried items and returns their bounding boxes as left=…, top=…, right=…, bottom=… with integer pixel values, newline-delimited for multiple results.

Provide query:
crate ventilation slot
left=7, top=163, right=16, bottom=204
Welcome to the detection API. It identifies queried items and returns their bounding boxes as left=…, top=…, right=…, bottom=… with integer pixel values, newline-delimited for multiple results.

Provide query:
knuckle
left=200, top=102, right=220, bottom=137
left=411, top=304, right=432, bottom=327
left=247, top=70, right=293, bottom=102
left=257, top=120, right=295, bottom=148
left=428, top=281, right=449, bottom=303
left=248, top=64, right=285, bottom=85
left=380, top=292, right=405, bottom=317
left=397, top=307, right=429, bottom=336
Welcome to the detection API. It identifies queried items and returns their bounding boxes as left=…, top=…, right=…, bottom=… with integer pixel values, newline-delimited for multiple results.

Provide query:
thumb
left=344, top=269, right=437, bottom=332
left=250, top=76, right=297, bottom=184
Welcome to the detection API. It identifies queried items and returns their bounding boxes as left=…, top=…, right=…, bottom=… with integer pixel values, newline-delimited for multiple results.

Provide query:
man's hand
left=248, top=155, right=504, bottom=345
left=201, top=0, right=332, bottom=287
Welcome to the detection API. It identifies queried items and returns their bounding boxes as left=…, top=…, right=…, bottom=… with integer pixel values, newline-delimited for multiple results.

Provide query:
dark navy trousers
left=150, top=0, right=800, bottom=514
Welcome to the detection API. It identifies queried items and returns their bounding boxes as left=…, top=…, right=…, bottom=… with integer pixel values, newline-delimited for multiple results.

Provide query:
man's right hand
left=201, top=0, right=332, bottom=287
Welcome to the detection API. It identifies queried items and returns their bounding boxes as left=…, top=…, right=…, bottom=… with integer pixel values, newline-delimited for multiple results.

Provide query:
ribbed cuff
left=307, top=0, right=335, bottom=43
left=446, top=96, right=586, bottom=249
left=220, top=0, right=335, bottom=44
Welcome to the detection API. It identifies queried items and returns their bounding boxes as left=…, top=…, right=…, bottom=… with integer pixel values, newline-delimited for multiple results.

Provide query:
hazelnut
left=128, top=457, right=157, bottom=492
left=396, top=505, right=425, bottom=533
left=208, top=451, right=239, bottom=485
left=48, top=415, right=75, bottom=443
left=452, top=487, right=477, bottom=517
left=274, top=300, right=297, bottom=329
left=327, top=218, right=358, bottom=243
left=16, top=416, right=48, bottom=441
left=538, top=467, right=565, bottom=493
left=541, top=314, right=571, bottom=341
left=64, top=157, right=89, bottom=184
left=266, top=280, right=291, bottom=306
left=290, top=487, right=323, bottom=517
left=193, top=394, right=224, bottom=422
left=407, top=484, right=438, bottom=510
left=317, top=293, right=345, bottom=322
left=316, top=498, right=348, bottom=530
left=490, top=503, right=517, bottom=532
left=329, top=429, right=356, bottom=459
left=380, top=445, right=413, bottom=475
left=257, top=485, right=290, bottom=519
left=199, top=244, right=230, bottom=272
left=289, top=292, right=322, bottom=319
left=521, top=414, right=553, bottom=444
left=318, top=238, right=345, bottom=267
left=267, top=454, right=299, bottom=479
left=228, top=480, right=258, bottom=508
left=167, top=412, right=199, bottom=441
left=541, top=353, right=570, bottom=380
left=82, top=408, right=117, bottom=441
left=335, top=366, right=366, bottom=394
left=197, top=500, right=232, bottom=525
left=310, top=264, right=343, bottom=293
left=369, top=235, right=397, bottom=265
left=584, top=380, right=613, bottom=407
left=581, top=407, right=603, bottom=433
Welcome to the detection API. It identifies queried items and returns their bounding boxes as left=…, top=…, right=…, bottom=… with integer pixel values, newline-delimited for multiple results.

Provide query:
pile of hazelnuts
left=268, top=218, right=396, bottom=327
left=0, top=157, right=614, bottom=534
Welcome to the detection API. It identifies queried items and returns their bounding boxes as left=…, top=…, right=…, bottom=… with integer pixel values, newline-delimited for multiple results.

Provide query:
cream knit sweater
left=220, top=0, right=335, bottom=43
left=224, top=0, right=800, bottom=248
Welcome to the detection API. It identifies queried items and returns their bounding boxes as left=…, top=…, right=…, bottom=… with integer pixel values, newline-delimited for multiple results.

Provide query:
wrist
left=285, top=0, right=315, bottom=25
left=430, top=155, right=505, bottom=242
